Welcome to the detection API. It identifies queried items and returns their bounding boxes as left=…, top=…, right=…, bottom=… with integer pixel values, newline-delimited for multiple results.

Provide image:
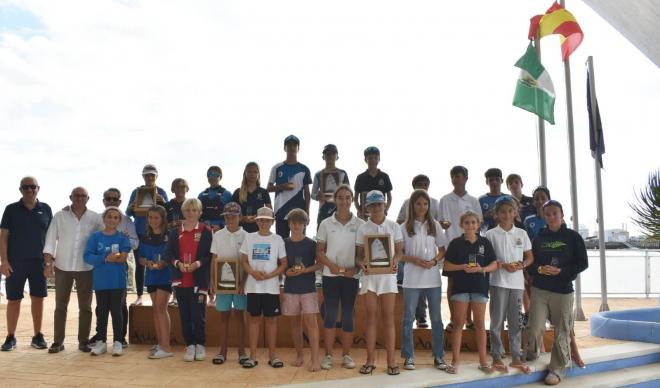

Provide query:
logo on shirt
left=194, top=232, right=201, bottom=242
left=378, top=178, right=385, bottom=186
left=252, top=243, right=271, bottom=261
left=515, top=238, right=523, bottom=247
left=257, top=193, right=263, bottom=200
left=541, top=241, right=567, bottom=250
left=483, top=203, right=489, bottom=210
left=478, top=245, right=485, bottom=255
left=278, top=171, right=284, bottom=178
left=530, top=222, right=536, bottom=228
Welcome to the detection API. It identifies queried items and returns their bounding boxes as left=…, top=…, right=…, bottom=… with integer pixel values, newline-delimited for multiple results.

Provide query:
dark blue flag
left=587, top=70, right=605, bottom=168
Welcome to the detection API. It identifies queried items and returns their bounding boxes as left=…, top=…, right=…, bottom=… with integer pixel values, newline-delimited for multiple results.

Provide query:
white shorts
left=360, top=273, right=398, bottom=295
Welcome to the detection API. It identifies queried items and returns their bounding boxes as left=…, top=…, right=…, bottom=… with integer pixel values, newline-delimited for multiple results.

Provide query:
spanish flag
left=528, top=2, right=583, bottom=61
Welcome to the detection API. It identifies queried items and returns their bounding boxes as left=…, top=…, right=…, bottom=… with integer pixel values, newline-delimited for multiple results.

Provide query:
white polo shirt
left=396, top=197, right=440, bottom=224
left=485, top=225, right=532, bottom=290
left=43, top=208, right=103, bottom=272
left=437, top=191, right=483, bottom=242
left=240, top=232, right=286, bottom=295
left=315, top=213, right=365, bottom=278
left=401, top=220, right=447, bottom=288
left=211, top=226, right=248, bottom=278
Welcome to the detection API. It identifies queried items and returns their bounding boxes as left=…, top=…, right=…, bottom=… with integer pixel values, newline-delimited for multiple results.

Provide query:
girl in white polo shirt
left=399, top=189, right=447, bottom=371
left=316, top=184, right=365, bottom=371
left=356, top=190, right=403, bottom=376
left=485, top=196, right=533, bottom=374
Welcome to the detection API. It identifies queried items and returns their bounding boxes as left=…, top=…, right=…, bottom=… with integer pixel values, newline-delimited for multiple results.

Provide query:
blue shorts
left=215, top=294, right=247, bottom=312
left=450, top=292, right=488, bottom=304
left=5, top=260, right=48, bottom=300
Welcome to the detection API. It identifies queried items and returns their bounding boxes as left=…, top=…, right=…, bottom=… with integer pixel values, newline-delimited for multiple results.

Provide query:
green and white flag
left=513, top=42, right=555, bottom=125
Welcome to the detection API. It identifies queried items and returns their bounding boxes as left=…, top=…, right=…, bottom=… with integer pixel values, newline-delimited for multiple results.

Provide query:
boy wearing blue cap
left=268, top=135, right=312, bottom=239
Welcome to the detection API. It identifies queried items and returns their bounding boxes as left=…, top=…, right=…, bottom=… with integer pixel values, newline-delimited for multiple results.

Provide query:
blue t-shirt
left=268, top=162, right=312, bottom=220
left=137, top=233, right=171, bottom=286
left=524, top=214, right=546, bottom=240
left=478, top=193, right=505, bottom=234
left=198, top=186, right=233, bottom=227
left=83, top=231, right=131, bottom=290
left=127, top=186, right=169, bottom=236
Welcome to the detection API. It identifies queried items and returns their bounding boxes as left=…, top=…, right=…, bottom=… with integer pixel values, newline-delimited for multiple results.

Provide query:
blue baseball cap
left=365, top=190, right=386, bottom=206
left=284, top=135, right=300, bottom=146
left=494, top=195, right=516, bottom=211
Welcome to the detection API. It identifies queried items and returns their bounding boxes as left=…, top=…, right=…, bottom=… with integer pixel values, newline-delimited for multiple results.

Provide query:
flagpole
left=587, top=56, right=609, bottom=312
left=560, top=0, right=586, bottom=322
left=535, top=35, right=548, bottom=187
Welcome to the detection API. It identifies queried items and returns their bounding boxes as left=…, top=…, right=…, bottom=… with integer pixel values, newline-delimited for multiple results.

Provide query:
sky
left=1, top=0, right=658, bottom=237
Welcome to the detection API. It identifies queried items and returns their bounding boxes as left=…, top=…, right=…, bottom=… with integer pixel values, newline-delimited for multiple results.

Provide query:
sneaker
left=90, top=341, right=107, bottom=356
left=341, top=354, right=355, bottom=369
left=341, top=354, right=356, bottom=369
left=434, top=357, right=448, bottom=370
left=195, top=344, right=206, bottom=361
left=183, top=345, right=195, bottom=362
left=112, top=341, right=123, bottom=357
left=149, top=349, right=174, bottom=359
left=150, top=344, right=160, bottom=355
left=403, top=357, right=415, bottom=370
left=121, top=339, right=128, bottom=348
left=321, top=355, right=333, bottom=370
left=78, top=342, right=91, bottom=353
left=1, top=335, right=16, bottom=351
left=48, top=342, right=65, bottom=353
left=31, top=333, right=48, bottom=349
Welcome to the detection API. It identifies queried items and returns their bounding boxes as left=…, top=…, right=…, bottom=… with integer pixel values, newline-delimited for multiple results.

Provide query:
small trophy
left=293, top=257, right=305, bottom=271
left=215, top=259, right=239, bottom=294
left=219, top=262, right=236, bottom=289
left=111, top=244, right=121, bottom=259
left=550, top=257, right=560, bottom=267
left=468, top=253, right=477, bottom=267
left=183, top=253, right=193, bottom=270
left=364, top=235, right=392, bottom=274
left=152, top=254, right=161, bottom=269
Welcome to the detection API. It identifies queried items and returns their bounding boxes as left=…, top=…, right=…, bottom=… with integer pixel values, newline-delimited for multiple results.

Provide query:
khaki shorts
left=282, top=292, right=319, bottom=316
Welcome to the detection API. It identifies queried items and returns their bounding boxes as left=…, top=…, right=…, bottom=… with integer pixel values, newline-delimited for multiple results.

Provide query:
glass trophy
left=183, top=253, right=192, bottom=270
left=550, top=257, right=559, bottom=267
left=219, top=262, right=236, bottom=289
left=293, top=256, right=305, bottom=271
left=111, top=244, right=120, bottom=259
left=152, top=254, right=161, bottom=269
left=370, top=238, right=390, bottom=267
left=468, top=253, right=477, bottom=267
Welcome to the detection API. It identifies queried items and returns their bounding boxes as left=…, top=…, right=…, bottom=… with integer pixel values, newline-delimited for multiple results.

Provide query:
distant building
left=599, top=229, right=630, bottom=243
left=579, top=224, right=589, bottom=240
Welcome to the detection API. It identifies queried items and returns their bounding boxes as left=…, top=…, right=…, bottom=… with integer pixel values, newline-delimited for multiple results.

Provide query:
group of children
left=77, top=136, right=586, bottom=385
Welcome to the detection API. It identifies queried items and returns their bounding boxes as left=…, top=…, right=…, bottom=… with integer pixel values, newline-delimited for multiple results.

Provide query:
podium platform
left=129, top=290, right=554, bottom=350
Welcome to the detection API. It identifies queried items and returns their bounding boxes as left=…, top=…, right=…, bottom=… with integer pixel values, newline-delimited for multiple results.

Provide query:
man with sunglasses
left=42, top=187, right=103, bottom=353
left=88, top=188, right=139, bottom=349
left=1, top=176, right=53, bottom=351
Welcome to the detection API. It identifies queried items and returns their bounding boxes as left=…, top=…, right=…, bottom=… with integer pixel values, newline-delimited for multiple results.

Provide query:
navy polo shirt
left=0, top=199, right=53, bottom=262
left=442, top=235, right=496, bottom=298
left=354, top=169, right=393, bottom=196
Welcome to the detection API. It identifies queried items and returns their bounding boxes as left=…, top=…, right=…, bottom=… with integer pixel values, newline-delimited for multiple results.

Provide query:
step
left=283, top=342, right=660, bottom=388
left=515, top=362, right=660, bottom=387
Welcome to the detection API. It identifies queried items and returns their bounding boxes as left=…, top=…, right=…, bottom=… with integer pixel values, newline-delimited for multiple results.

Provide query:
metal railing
left=581, top=249, right=660, bottom=297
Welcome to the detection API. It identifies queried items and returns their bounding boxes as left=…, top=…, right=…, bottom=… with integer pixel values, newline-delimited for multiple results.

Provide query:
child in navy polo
left=83, top=207, right=131, bottom=357
left=267, top=135, right=312, bottom=239
left=478, top=168, right=505, bottom=233
left=354, top=146, right=393, bottom=220
left=232, top=162, right=272, bottom=234
left=283, top=209, right=321, bottom=371
left=442, top=211, right=498, bottom=374
left=199, top=166, right=233, bottom=232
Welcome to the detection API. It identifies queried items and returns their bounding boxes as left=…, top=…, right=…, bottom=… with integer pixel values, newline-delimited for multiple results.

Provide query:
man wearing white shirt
left=43, top=187, right=102, bottom=353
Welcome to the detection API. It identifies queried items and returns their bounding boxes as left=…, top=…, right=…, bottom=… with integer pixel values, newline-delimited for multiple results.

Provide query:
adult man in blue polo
left=0, top=176, right=53, bottom=351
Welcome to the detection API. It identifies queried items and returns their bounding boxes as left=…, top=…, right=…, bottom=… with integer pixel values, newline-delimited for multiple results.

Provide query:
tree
left=630, top=171, right=660, bottom=240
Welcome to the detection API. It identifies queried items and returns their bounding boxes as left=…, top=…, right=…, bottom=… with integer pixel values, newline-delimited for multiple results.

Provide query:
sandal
left=387, top=365, right=400, bottom=376
left=268, top=358, right=284, bottom=368
left=359, top=364, right=376, bottom=375
left=238, top=354, right=250, bottom=365
left=466, top=322, right=476, bottom=330
left=212, top=353, right=226, bottom=365
left=445, top=364, right=458, bottom=374
left=492, top=360, right=509, bottom=373
left=242, top=358, right=258, bottom=368
left=510, top=361, right=533, bottom=374
left=478, top=364, right=494, bottom=374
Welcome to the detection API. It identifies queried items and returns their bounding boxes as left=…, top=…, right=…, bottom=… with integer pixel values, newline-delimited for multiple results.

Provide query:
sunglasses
left=20, top=184, right=38, bottom=190
left=104, top=197, right=120, bottom=202
left=207, top=172, right=221, bottom=178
